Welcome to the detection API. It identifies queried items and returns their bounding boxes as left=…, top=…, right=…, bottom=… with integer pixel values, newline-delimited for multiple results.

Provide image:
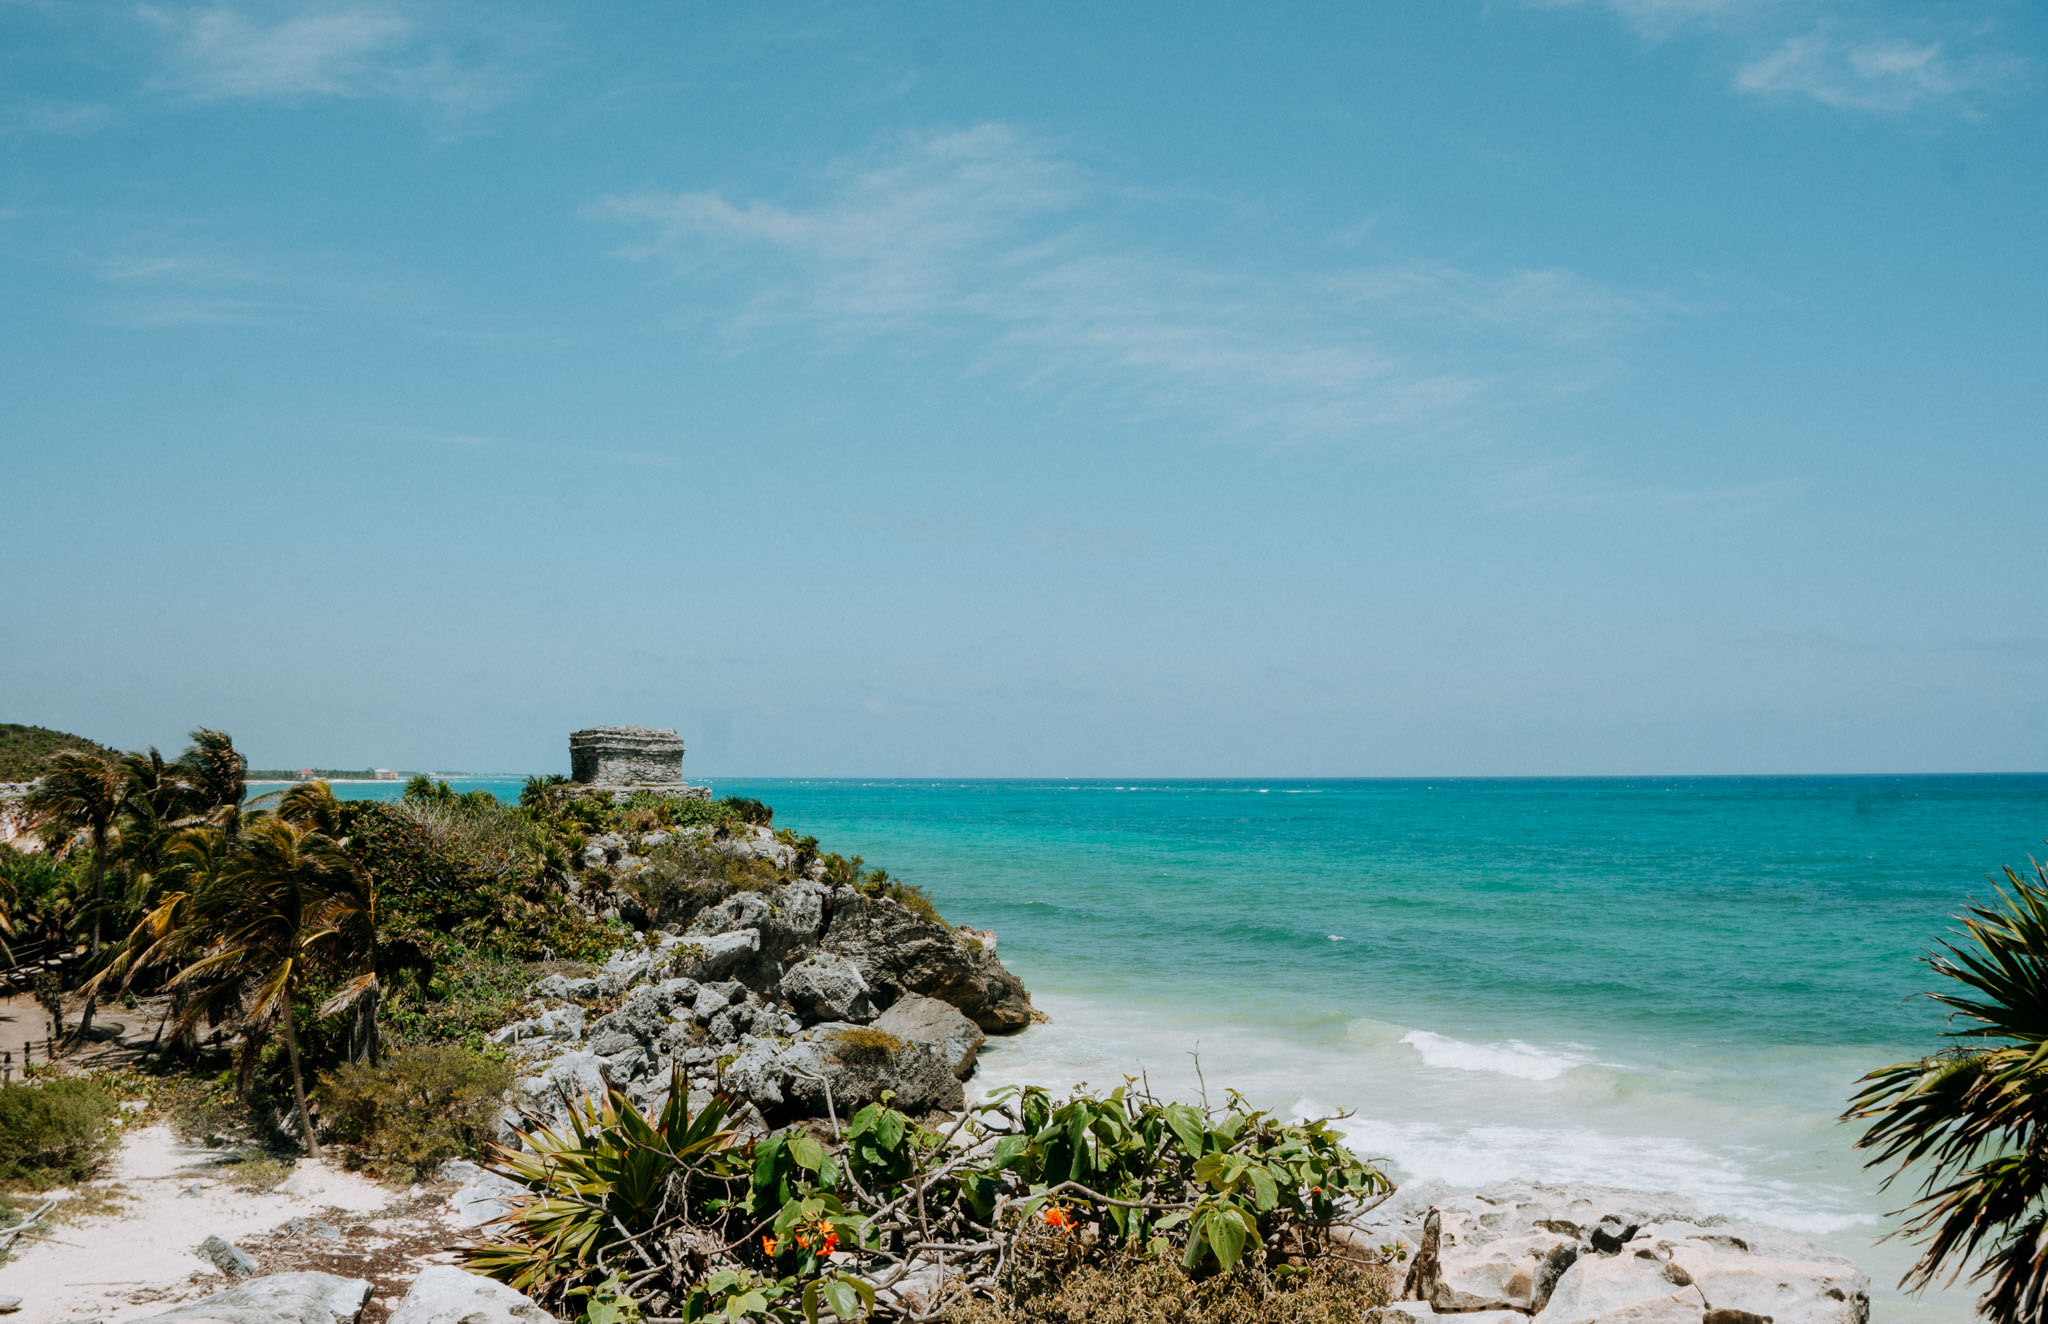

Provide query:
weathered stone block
left=570, top=725, right=686, bottom=786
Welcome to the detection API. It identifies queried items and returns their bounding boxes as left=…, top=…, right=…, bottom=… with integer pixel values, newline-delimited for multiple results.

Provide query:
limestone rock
left=1639, top=1221, right=1870, bottom=1324
left=780, top=952, right=878, bottom=1024
left=724, top=1024, right=963, bottom=1118
left=438, top=1160, right=530, bottom=1229
left=389, top=1265, right=553, bottom=1324
left=1430, top=1230, right=1577, bottom=1313
left=489, top=1004, right=585, bottom=1046
left=1535, top=1249, right=1707, bottom=1323
left=872, top=993, right=985, bottom=1078
left=131, top=1272, right=372, bottom=1324
left=197, top=1233, right=259, bottom=1278
left=821, top=892, right=1032, bottom=1031
left=668, top=929, right=761, bottom=983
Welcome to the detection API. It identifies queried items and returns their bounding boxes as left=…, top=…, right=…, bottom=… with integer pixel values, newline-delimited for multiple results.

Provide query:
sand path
left=0, top=1124, right=475, bottom=1323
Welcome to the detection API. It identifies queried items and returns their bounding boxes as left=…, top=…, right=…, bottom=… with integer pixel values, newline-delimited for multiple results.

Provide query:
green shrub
left=317, top=1044, right=514, bottom=1180
left=720, top=796, right=774, bottom=827
left=0, top=1077, right=121, bottom=1187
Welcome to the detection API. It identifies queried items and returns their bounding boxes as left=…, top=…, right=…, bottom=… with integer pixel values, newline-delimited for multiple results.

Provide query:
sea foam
left=1399, top=1030, right=1588, bottom=1081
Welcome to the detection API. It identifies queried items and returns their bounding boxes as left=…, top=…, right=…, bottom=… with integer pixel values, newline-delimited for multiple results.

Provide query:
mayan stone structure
left=570, top=725, right=687, bottom=787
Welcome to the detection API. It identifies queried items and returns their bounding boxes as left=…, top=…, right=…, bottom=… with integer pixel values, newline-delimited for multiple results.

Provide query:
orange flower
left=763, top=1235, right=778, bottom=1256
left=1042, top=1205, right=1073, bottom=1231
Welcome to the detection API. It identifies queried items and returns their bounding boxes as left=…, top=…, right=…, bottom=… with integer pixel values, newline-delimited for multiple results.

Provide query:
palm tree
left=26, top=750, right=123, bottom=954
left=173, top=816, right=361, bottom=1157
left=177, top=728, right=247, bottom=834
left=1846, top=859, right=2048, bottom=1324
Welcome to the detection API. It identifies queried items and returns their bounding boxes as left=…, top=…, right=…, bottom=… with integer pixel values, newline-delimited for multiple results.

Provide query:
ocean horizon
left=281, top=772, right=2048, bottom=1320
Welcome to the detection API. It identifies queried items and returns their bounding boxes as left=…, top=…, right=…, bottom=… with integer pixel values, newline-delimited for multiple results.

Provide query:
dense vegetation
left=0, top=724, right=115, bottom=782
left=1848, top=858, right=2048, bottom=1324
left=467, top=1073, right=1388, bottom=1323
left=0, top=728, right=1396, bottom=1322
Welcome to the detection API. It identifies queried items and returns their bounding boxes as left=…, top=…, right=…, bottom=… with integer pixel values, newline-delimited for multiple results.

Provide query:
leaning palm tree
left=173, top=816, right=362, bottom=1157
left=26, top=750, right=123, bottom=954
left=1846, top=859, right=2048, bottom=1324
left=177, top=727, right=247, bottom=835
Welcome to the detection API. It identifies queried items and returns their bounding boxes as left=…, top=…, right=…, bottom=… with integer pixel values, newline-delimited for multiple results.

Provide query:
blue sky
left=2, top=0, right=2043, bottom=777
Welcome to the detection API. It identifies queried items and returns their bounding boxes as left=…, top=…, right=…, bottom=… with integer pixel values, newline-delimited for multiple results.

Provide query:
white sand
left=0, top=1123, right=428, bottom=1322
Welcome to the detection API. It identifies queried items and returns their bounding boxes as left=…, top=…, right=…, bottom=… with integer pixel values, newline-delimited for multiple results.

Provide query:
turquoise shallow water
left=291, top=774, right=2048, bottom=1318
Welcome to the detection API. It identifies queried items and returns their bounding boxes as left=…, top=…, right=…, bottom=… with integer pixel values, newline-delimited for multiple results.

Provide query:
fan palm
left=1846, top=859, right=2048, bottom=1323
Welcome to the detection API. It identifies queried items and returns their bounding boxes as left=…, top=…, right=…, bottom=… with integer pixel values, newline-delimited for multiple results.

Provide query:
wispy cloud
left=138, top=2, right=539, bottom=121
left=1736, top=27, right=2021, bottom=113
left=593, top=125, right=1667, bottom=444
left=1536, top=0, right=2026, bottom=115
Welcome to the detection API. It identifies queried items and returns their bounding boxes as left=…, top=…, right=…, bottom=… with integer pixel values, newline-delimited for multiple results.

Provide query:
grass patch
left=213, top=1151, right=294, bottom=1192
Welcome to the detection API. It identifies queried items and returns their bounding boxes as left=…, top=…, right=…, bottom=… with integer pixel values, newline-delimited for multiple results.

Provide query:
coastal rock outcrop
left=1354, top=1181, right=1870, bottom=1324
left=491, top=866, right=1033, bottom=1128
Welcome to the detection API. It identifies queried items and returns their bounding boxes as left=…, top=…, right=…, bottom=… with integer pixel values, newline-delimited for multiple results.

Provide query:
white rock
left=131, top=1271, right=373, bottom=1324
left=1643, top=1223, right=1870, bottom=1324
left=1431, top=1229, right=1576, bottom=1312
left=1536, top=1250, right=1706, bottom=1324
left=388, top=1265, right=553, bottom=1324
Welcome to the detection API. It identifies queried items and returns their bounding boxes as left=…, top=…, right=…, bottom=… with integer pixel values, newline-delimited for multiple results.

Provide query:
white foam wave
left=1319, top=1110, right=1874, bottom=1237
left=1400, top=1030, right=1588, bottom=1081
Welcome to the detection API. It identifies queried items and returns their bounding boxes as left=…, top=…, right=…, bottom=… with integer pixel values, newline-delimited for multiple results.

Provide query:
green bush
left=720, top=796, right=774, bottom=827
left=317, top=1044, right=514, bottom=1180
left=0, top=1077, right=121, bottom=1187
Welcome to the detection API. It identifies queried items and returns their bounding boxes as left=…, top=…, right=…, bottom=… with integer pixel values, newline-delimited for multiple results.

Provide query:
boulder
left=1638, top=1222, right=1870, bottom=1324
left=668, top=929, right=761, bottom=983
left=1429, top=1230, right=1577, bottom=1313
left=438, top=1160, right=530, bottom=1228
left=872, top=994, right=984, bottom=1078
left=131, top=1272, right=372, bottom=1324
left=517, top=1049, right=609, bottom=1125
left=488, top=1004, right=585, bottom=1047
left=198, top=1233, right=259, bottom=1278
left=725, top=1024, right=964, bottom=1118
left=780, top=953, right=879, bottom=1024
left=1535, top=1249, right=1707, bottom=1323
left=764, top=881, right=829, bottom=954
left=821, top=892, right=1032, bottom=1031
left=388, top=1265, right=553, bottom=1324
left=1372, top=1304, right=1529, bottom=1324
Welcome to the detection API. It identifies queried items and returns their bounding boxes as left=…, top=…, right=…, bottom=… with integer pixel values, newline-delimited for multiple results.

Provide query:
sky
left=1, top=0, right=2044, bottom=778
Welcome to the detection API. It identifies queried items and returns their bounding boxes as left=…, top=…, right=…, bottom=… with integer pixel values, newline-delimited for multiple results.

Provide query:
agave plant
left=1846, top=859, right=2048, bottom=1323
left=466, top=1071, right=748, bottom=1304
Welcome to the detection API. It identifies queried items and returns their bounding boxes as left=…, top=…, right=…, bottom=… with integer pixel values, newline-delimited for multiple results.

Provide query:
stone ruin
left=568, top=725, right=710, bottom=801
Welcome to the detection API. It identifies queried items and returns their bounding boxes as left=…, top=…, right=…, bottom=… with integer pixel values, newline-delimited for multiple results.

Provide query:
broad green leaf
left=1163, top=1103, right=1207, bottom=1157
left=789, top=1134, right=826, bottom=1171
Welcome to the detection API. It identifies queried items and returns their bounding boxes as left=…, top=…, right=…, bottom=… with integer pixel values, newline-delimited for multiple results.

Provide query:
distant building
left=297, top=768, right=315, bottom=781
left=374, top=769, right=399, bottom=780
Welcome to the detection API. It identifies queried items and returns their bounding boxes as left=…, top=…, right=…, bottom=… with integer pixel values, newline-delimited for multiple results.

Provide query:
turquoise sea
left=286, top=774, right=2048, bottom=1319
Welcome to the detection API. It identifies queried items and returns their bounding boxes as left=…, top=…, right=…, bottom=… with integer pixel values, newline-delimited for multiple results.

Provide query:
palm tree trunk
left=280, top=1007, right=319, bottom=1159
